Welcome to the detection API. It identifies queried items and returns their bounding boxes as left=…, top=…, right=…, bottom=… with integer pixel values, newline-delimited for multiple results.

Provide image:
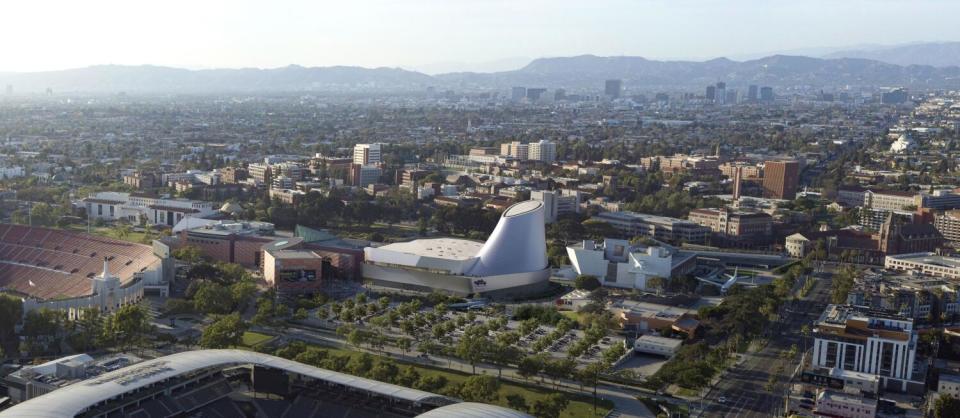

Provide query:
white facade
left=528, top=140, right=557, bottom=163
left=353, top=143, right=382, bottom=165
left=363, top=201, right=549, bottom=296
left=529, top=189, right=580, bottom=223
left=633, top=335, right=683, bottom=357
left=566, top=239, right=685, bottom=290
left=890, top=134, right=916, bottom=154
left=812, top=305, right=918, bottom=392
left=815, top=391, right=877, bottom=418
left=885, top=252, right=960, bottom=280
left=939, top=373, right=960, bottom=399
left=83, top=192, right=218, bottom=226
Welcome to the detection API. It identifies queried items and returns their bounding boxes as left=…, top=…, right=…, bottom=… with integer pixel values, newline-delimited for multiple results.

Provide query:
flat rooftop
left=888, top=252, right=960, bottom=269
left=594, top=211, right=694, bottom=225
left=374, top=238, right=483, bottom=261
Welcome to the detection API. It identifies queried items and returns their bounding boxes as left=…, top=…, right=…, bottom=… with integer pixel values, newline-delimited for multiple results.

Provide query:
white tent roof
left=1, top=349, right=450, bottom=418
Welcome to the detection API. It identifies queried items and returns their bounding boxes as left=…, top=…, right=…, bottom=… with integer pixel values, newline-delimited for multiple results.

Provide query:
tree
left=396, top=337, right=412, bottom=357
left=544, top=358, right=576, bottom=389
left=348, top=328, right=368, bottom=349
left=574, top=275, right=602, bottom=291
left=370, top=359, right=400, bottom=383
left=0, top=295, right=22, bottom=354
left=646, top=276, right=667, bottom=296
left=193, top=281, right=233, bottom=314
left=517, top=354, right=544, bottom=382
left=456, top=325, right=491, bottom=374
left=506, top=394, right=529, bottom=413
left=114, top=223, right=132, bottom=240
left=108, top=304, right=151, bottom=351
left=582, top=219, right=616, bottom=240
left=172, top=245, right=203, bottom=263
left=582, top=362, right=608, bottom=414
left=200, top=314, right=247, bottom=349
left=347, top=353, right=374, bottom=377
left=934, top=393, right=960, bottom=418
left=22, top=309, right=65, bottom=355
left=230, top=281, right=257, bottom=310
left=458, top=375, right=500, bottom=403
left=532, top=393, right=569, bottom=418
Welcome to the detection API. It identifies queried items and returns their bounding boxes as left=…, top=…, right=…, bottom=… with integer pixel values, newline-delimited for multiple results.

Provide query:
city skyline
left=2, top=0, right=960, bottom=73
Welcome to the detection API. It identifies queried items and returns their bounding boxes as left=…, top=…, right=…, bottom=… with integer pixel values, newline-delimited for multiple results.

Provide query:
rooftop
left=373, top=238, right=483, bottom=261
left=887, top=252, right=960, bottom=269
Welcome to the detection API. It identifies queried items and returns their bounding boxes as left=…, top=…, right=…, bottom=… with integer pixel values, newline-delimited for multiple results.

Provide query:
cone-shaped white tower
left=468, top=200, right=547, bottom=276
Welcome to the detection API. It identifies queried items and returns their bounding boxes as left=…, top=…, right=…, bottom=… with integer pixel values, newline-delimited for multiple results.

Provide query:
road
left=695, top=264, right=834, bottom=417
left=264, top=324, right=656, bottom=417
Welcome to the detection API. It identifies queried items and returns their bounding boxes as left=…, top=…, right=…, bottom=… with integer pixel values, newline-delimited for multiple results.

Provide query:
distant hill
left=3, top=54, right=960, bottom=93
left=435, top=54, right=960, bottom=89
left=0, top=64, right=435, bottom=93
left=823, top=42, right=960, bottom=68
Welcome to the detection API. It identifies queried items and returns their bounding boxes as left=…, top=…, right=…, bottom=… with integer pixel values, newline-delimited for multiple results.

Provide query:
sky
left=2, top=0, right=959, bottom=73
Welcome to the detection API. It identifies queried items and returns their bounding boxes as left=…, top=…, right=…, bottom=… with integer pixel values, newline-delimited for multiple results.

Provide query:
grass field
left=240, top=331, right=275, bottom=348
left=290, top=342, right=612, bottom=418
left=63, top=225, right=154, bottom=244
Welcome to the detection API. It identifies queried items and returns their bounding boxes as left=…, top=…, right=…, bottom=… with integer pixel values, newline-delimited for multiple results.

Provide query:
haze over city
left=3, top=2, right=960, bottom=418
left=3, top=0, right=960, bottom=72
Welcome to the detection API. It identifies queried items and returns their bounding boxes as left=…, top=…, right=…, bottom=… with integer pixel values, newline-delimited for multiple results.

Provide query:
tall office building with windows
left=762, top=160, right=799, bottom=199
left=353, top=143, right=381, bottom=165
left=811, top=305, right=921, bottom=392
left=604, top=79, right=622, bottom=99
left=528, top=140, right=557, bottom=163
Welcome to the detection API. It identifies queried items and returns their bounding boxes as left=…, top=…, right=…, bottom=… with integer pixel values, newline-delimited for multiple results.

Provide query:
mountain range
left=3, top=42, right=960, bottom=93
left=824, top=42, right=960, bottom=68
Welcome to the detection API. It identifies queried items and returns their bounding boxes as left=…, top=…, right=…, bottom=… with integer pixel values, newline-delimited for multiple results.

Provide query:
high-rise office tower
left=605, top=79, right=622, bottom=99
left=706, top=85, right=716, bottom=101
left=760, top=86, right=774, bottom=102
left=353, top=143, right=381, bottom=165
left=732, top=167, right=744, bottom=201
left=747, top=85, right=759, bottom=102
left=762, top=160, right=799, bottom=200
left=511, top=87, right=527, bottom=101
left=528, top=140, right=557, bottom=163
left=725, top=90, right=738, bottom=105
left=715, top=82, right=727, bottom=105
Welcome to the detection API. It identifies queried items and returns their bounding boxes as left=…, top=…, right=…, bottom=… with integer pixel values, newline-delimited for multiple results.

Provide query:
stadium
left=0, top=224, right=166, bottom=318
left=363, top=200, right=551, bottom=297
left=0, top=349, right=531, bottom=418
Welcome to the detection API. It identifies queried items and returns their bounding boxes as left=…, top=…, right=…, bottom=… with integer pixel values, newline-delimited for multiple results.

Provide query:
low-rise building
left=592, top=211, right=710, bottom=244
left=611, top=300, right=699, bottom=335
left=633, top=335, right=683, bottom=357
left=938, top=372, right=960, bottom=399
left=815, top=390, right=877, bottom=418
left=885, top=252, right=960, bottom=280
left=688, top=207, right=773, bottom=246
left=566, top=239, right=696, bottom=290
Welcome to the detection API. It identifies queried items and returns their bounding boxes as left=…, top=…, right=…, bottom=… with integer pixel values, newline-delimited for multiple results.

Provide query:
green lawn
left=63, top=225, right=154, bottom=244
left=297, top=343, right=612, bottom=418
left=241, top=332, right=275, bottom=348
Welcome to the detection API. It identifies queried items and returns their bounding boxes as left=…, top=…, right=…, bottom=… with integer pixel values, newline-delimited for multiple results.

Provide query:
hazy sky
left=2, top=0, right=959, bottom=73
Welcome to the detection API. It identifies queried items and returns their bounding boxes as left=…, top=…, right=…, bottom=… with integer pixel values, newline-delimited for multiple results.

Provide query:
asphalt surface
left=696, top=265, right=834, bottom=418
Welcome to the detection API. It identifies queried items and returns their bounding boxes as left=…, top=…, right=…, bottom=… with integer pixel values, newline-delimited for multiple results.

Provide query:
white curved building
left=363, top=201, right=550, bottom=297
left=0, top=349, right=528, bottom=418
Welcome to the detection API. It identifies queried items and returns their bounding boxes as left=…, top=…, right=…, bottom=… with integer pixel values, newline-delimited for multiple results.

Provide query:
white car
left=718, top=397, right=728, bottom=404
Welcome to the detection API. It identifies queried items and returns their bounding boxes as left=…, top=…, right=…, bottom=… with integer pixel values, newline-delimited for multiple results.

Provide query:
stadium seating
left=0, top=225, right=158, bottom=300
